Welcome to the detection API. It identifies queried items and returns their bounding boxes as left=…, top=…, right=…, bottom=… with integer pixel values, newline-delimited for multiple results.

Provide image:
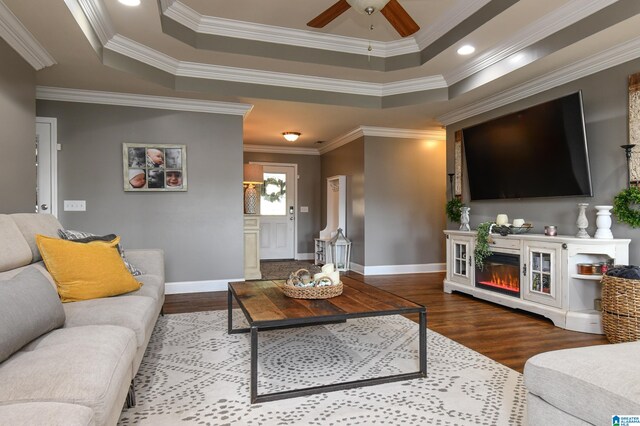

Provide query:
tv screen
left=462, top=91, right=593, bottom=201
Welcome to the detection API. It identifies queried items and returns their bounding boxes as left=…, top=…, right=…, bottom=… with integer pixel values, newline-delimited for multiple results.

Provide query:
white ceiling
left=3, top=0, right=639, bottom=149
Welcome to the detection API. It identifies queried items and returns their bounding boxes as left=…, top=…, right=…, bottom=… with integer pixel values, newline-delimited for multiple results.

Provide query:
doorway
left=255, top=163, right=297, bottom=260
left=35, top=117, right=58, bottom=216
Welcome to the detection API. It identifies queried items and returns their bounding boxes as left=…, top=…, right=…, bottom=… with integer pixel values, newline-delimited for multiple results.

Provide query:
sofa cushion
left=126, top=274, right=164, bottom=301
left=0, top=214, right=32, bottom=273
left=0, top=402, right=95, bottom=426
left=524, top=342, right=640, bottom=425
left=58, top=229, right=143, bottom=276
left=63, top=295, right=156, bottom=347
left=36, top=235, right=141, bottom=302
left=0, top=261, right=55, bottom=290
left=10, top=213, right=62, bottom=262
left=0, top=325, right=136, bottom=426
left=526, top=392, right=589, bottom=426
left=123, top=249, right=164, bottom=280
left=0, top=267, right=65, bottom=363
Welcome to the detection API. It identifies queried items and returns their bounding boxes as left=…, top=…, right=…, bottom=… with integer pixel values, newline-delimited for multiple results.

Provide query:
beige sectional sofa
left=0, top=213, right=164, bottom=426
left=524, top=341, right=640, bottom=425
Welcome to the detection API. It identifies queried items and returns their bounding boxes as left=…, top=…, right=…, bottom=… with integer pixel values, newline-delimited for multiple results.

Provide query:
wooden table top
left=229, top=276, right=425, bottom=327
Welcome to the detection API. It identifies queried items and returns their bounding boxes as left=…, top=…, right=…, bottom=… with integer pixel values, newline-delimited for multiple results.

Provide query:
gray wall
left=36, top=100, right=244, bottom=283
left=0, top=39, right=36, bottom=213
left=243, top=151, right=321, bottom=254
left=447, top=57, right=640, bottom=263
left=321, top=138, right=365, bottom=265
left=365, top=136, right=446, bottom=266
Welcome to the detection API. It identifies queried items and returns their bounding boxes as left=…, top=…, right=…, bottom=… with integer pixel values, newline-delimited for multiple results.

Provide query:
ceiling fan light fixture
left=283, top=132, right=301, bottom=142
left=346, top=0, right=391, bottom=15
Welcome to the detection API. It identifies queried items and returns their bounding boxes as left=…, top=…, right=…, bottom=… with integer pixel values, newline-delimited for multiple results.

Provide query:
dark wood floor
left=163, top=271, right=608, bottom=373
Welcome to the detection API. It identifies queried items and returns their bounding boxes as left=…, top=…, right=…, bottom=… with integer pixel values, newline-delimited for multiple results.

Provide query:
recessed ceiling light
left=457, top=45, right=475, bottom=56
left=118, top=0, right=140, bottom=6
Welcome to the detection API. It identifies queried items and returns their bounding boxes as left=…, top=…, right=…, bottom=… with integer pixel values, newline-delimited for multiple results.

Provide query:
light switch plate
left=300, top=206, right=309, bottom=213
left=64, top=200, right=86, bottom=211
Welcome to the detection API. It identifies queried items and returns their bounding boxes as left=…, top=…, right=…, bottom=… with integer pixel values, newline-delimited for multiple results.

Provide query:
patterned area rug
left=260, top=260, right=321, bottom=280
left=119, top=311, right=526, bottom=425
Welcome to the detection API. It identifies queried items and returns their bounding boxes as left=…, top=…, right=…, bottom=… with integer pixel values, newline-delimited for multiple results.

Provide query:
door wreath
left=262, top=177, right=286, bottom=203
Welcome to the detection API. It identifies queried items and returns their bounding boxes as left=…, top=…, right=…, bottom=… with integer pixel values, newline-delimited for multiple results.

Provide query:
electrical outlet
left=64, top=200, right=86, bottom=211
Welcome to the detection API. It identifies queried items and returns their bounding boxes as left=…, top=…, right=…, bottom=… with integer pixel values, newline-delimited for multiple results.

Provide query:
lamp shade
left=243, top=164, right=264, bottom=184
left=346, top=0, right=391, bottom=14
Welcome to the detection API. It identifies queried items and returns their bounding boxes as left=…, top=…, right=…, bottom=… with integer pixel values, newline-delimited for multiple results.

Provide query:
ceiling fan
left=307, top=0, right=420, bottom=38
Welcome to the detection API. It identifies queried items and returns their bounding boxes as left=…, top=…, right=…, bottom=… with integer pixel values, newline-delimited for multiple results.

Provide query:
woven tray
left=281, top=269, right=343, bottom=299
left=601, top=274, right=640, bottom=343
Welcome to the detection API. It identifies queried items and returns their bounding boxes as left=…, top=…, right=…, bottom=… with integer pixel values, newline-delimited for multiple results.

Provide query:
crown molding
left=438, top=35, right=640, bottom=125
left=163, top=0, right=417, bottom=58
left=243, top=144, right=320, bottom=156
left=36, top=86, right=254, bottom=117
left=105, top=34, right=446, bottom=97
left=0, top=0, right=55, bottom=70
left=75, top=0, right=114, bottom=45
left=319, top=125, right=445, bottom=154
left=444, top=0, right=617, bottom=85
left=381, top=76, right=447, bottom=96
left=414, top=0, right=490, bottom=50
left=361, top=126, right=445, bottom=140
left=162, top=0, right=485, bottom=59
left=319, top=127, right=364, bottom=154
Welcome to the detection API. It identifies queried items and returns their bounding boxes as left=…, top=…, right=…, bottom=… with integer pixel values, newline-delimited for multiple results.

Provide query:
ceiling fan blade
left=307, top=0, right=351, bottom=28
left=381, top=0, right=420, bottom=37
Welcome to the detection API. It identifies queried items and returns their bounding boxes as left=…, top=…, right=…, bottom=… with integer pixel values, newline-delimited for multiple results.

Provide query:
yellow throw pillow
left=35, top=234, right=142, bottom=303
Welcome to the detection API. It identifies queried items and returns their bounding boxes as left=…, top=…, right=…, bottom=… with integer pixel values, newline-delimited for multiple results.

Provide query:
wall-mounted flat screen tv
left=462, top=91, right=593, bottom=201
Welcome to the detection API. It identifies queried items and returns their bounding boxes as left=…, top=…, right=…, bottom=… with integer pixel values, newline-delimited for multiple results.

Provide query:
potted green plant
left=474, top=222, right=493, bottom=270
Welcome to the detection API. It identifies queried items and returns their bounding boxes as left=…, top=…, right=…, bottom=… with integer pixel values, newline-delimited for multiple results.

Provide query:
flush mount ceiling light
left=457, top=44, right=475, bottom=55
left=118, top=0, right=141, bottom=6
left=283, top=132, right=301, bottom=142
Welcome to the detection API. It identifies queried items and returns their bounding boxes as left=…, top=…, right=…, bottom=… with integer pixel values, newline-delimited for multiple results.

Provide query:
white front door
left=35, top=117, right=58, bottom=216
left=259, top=164, right=296, bottom=260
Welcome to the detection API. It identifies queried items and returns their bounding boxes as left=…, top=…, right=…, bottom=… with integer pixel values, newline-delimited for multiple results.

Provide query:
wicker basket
left=601, top=274, right=640, bottom=343
left=281, top=269, right=343, bottom=299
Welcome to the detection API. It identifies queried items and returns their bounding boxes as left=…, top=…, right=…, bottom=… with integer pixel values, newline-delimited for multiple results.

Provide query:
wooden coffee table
left=228, top=277, right=427, bottom=403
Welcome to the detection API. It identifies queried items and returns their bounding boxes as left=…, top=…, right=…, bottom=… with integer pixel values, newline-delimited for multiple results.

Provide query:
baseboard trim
left=296, top=253, right=314, bottom=261
left=350, top=262, right=445, bottom=276
left=349, top=262, right=365, bottom=274
left=165, top=278, right=243, bottom=294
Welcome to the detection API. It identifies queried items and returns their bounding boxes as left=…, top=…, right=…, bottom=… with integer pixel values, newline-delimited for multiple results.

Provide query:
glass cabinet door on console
left=523, top=242, right=563, bottom=308
left=449, top=235, right=473, bottom=286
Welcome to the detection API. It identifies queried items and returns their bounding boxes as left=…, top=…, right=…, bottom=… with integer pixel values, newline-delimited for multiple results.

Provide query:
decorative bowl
left=491, top=224, right=533, bottom=236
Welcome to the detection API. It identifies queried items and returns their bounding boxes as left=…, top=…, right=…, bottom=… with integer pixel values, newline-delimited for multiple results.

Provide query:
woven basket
left=601, top=274, right=640, bottom=343
left=281, top=269, right=343, bottom=299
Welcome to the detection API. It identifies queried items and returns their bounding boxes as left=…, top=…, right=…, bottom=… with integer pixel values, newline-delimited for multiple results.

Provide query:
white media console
left=443, top=230, right=630, bottom=334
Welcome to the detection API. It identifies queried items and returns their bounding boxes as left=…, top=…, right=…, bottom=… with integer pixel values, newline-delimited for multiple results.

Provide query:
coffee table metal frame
left=228, top=282, right=427, bottom=403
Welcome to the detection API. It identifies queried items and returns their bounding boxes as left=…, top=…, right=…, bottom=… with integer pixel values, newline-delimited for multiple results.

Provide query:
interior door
left=259, top=164, right=295, bottom=260
left=35, top=117, right=57, bottom=216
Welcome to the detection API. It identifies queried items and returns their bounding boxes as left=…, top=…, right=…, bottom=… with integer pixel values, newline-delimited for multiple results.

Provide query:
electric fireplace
left=475, top=252, right=520, bottom=297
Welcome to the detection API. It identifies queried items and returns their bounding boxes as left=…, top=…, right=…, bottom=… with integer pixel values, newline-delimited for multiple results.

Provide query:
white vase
left=594, top=205, right=613, bottom=239
left=576, top=203, right=590, bottom=238
left=459, top=207, right=470, bottom=231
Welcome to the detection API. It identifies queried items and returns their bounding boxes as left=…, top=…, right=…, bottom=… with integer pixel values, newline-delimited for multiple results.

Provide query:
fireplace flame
left=489, top=271, right=519, bottom=290
left=478, top=269, right=520, bottom=293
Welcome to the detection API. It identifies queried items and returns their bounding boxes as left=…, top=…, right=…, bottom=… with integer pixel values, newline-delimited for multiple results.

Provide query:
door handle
left=40, top=204, right=48, bottom=211
left=290, top=216, right=294, bottom=221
